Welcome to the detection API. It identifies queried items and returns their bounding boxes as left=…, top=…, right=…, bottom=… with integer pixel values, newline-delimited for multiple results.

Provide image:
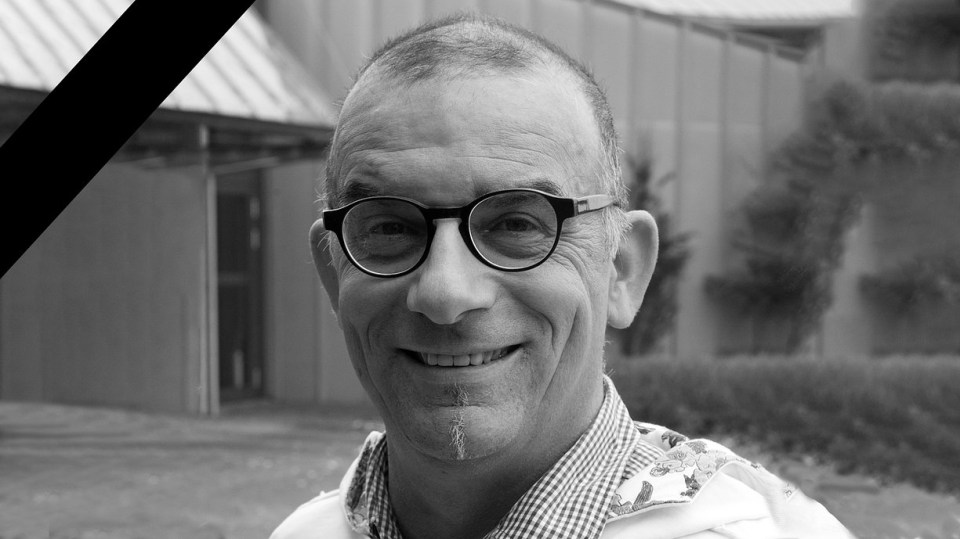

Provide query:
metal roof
left=0, top=0, right=336, bottom=128
left=613, top=0, right=857, bottom=24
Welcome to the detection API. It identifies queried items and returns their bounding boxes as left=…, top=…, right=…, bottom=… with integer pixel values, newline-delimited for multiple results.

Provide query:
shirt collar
left=340, top=430, right=396, bottom=538
left=341, top=376, right=660, bottom=539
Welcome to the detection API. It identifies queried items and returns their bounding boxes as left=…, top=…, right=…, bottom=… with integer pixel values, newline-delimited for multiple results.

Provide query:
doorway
left=216, top=170, right=264, bottom=401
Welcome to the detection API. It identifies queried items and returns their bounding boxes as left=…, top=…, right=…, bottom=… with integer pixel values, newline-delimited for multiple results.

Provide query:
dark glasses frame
left=322, top=188, right=614, bottom=278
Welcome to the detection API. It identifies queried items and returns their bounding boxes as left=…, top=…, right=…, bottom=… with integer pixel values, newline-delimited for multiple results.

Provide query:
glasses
left=323, top=188, right=615, bottom=277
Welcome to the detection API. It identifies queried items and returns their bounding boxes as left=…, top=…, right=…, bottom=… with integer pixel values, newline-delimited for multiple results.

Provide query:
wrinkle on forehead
left=329, top=69, right=605, bottom=200
left=339, top=175, right=567, bottom=206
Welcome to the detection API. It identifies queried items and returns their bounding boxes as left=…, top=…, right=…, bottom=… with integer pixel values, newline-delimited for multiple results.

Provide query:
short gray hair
left=325, top=13, right=629, bottom=250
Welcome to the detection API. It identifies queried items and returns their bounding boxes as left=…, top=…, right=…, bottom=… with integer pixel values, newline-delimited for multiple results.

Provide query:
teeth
left=420, top=348, right=513, bottom=367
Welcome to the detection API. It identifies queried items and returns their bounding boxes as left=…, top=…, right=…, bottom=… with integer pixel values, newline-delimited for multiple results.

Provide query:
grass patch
left=609, top=356, right=960, bottom=494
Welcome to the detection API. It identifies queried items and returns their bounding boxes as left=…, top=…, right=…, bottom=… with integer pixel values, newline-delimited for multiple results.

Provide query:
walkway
left=1, top=401, right=958, bottom=538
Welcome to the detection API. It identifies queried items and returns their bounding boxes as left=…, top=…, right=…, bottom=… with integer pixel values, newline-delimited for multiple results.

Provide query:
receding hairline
left=357, top=13, right=581, bottom=85
left=338, top=14, right=596, bottom=127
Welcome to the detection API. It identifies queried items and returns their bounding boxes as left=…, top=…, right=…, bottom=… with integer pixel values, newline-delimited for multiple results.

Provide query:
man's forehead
left=338, top=176, right=567, bottom=205
left=343, top=61, right=581, bottom=117
left=335, top=69, right=596, bottom=160
left=327, top=66, right=603, bottom=203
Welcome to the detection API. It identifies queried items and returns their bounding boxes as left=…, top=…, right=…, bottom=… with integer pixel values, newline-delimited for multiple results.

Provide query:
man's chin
left=402, top=405, right=519, bottom=463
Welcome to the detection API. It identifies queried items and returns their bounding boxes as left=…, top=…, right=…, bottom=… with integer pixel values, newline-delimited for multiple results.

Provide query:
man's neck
left=385, top=387, right=605, bottom=539
left=389, top=447, right=549, bottom=539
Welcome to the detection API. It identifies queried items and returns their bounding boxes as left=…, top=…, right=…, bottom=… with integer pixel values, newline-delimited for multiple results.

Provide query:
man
left=273, top=13, right=854, bottom=539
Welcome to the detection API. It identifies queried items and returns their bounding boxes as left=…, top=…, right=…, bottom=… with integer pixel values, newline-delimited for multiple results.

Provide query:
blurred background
left=1, top=0, right=958, bottom=537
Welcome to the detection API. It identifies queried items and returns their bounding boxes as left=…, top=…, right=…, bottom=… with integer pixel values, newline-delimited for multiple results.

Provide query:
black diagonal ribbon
left=0, top=0, right=256, bottom=277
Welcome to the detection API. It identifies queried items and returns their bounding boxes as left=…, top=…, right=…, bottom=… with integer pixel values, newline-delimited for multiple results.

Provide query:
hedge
left=609, top=356, right=960, bottom=494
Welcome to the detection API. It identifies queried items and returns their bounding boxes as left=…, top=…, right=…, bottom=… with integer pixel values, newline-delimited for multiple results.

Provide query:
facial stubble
left=450, top=383, right=469, bottom=460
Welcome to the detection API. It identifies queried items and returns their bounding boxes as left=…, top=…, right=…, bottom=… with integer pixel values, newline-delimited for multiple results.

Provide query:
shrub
left=611, top=153, right=690, bottom=356
left=862, top=254, right=960, bottom=309
left=609, top=356, right=960, bottom=494
left=707, top=79, right=960, bottom=354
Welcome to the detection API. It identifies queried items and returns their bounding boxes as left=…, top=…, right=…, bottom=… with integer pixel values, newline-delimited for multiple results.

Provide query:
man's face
left=322, top=69, right=616, bottom=462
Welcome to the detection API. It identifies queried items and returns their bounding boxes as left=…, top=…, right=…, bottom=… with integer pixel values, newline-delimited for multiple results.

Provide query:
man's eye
left=488, top=214, right=543, bottom=233
left=370, top=221, right=411, bottom=236
left=353, top=216, right=426, bottom=258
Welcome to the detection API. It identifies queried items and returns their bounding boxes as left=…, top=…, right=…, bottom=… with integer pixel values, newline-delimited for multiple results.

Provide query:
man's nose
left=406, top=220, right=496, bottom=325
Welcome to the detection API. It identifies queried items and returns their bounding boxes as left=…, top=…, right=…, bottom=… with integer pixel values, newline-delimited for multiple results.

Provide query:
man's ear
left=607, top=210, right=659, bottom=329
left=310, top=219, right=340, bottom=312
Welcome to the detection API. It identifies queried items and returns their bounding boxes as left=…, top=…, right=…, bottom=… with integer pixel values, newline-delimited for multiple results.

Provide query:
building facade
left=0, top=0, right=365, bottom=413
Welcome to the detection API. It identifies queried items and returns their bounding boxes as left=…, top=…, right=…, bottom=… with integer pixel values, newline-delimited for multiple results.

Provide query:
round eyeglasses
left=322, top=188, right=615, bottom=277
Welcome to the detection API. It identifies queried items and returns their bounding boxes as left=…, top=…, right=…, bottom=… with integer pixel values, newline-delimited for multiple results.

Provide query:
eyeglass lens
left=340, top=191, right=559, bottom=275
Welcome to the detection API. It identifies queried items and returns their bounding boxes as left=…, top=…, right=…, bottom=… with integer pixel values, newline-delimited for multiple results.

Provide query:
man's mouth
left=404, top=345, right=520, bottom=367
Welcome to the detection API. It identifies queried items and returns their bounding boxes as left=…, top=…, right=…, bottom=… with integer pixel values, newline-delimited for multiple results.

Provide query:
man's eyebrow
left=519, top=178, right=565, bottom=197
left=338, top=178, right=566, bottom=204
left=339, top=182, right=382, bottom=204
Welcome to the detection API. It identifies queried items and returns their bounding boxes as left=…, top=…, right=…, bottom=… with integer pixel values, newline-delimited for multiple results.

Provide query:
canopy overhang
left=0, top=0, right=335, bottom=169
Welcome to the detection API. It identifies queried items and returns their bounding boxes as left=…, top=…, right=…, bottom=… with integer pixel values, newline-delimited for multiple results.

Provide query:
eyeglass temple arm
left=575, top=195, right=615, bottom=214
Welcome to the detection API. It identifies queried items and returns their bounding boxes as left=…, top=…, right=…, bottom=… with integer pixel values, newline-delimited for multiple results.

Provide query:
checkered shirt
left=343, top=376, right=663, bottom=539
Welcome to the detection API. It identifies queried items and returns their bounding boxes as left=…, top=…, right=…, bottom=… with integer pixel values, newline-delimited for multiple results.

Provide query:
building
left=0, top=0, right=364, bottom=414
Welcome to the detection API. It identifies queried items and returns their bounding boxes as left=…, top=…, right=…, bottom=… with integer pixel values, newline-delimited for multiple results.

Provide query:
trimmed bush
left=609, top=356, right=960, bottom=493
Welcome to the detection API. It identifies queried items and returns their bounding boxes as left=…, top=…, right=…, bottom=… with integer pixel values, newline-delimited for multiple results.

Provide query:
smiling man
left=271, top=14, right=853, bottom=539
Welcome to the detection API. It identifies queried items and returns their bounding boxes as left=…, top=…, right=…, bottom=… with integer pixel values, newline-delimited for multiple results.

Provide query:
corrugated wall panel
left=263, top=163, right=327, bottom=403
left=530, top=0, right=584, bottom=60
left=162, top=64, right=217, bottom=111
left=326, top=0, right=375, bottom=66
left=12, top=0, right=79, bottom=74
left=637, top=17, right=680, bottom=122
left=263, top=162, right=370, bottom=406
left=182, top=56, right=251, bottom=117
left=327, top=0, right=376, bottom=95
left=205, top=38, right=286, bottom=120
left=0, top=246, right=43, bottom=399
left=676, top=126, right=725, bottom=357
left=614, top=0, right=854, bottom=21
left=427, top=0, right=481, bottom=18
left=727, top=44, right=765, bottom=124
left=0, top=0, right=63, bottom=88
left=480, top=0, right=531, bottom=26
left=635, top=16, right=681, bottom=218
left=684, top=29, right=723, bottom=124
left=37, top=0, right=92, bottom=65
left=587, top=2, right=634, bottom=136
left=81, top=0, right=125, bottom=37
left=675, top=28, right=725, bottom=358
left=377, top=0, right=427, bottom=48
left=765, top=52, right=803, bottom=152
left=53, top=1, right=102, bottom=48
left=0, top=17, right=42, bottom=88
left=264, top=2, right=324, bottom=88
left=0, top=164, right=207, bottom=413
left=724, top=43, right=765, bottom=219
left=226, top=19, right=301, bottom=114
left=318, top=293, right=364, bottom=404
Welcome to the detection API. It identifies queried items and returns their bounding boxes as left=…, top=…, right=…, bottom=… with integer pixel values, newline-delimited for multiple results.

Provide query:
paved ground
left=1, top=401, right=958, bottom=539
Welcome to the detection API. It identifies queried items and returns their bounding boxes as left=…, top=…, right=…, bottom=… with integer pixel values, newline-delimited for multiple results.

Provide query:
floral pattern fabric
left=609, top=422, right=800, bottom=521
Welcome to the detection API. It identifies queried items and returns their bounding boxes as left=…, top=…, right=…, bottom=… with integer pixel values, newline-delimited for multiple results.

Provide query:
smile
left=407, top=345, right=520, bottom=367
